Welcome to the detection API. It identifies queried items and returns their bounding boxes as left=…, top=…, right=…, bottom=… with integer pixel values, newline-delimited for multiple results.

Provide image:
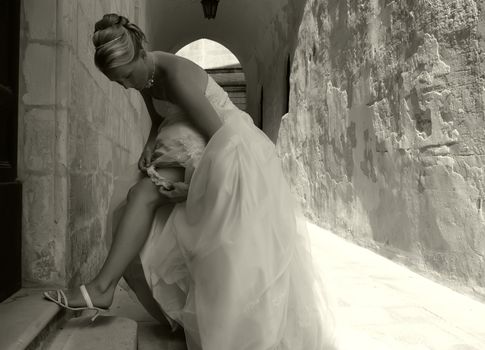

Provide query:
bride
left=44, top=13, right=338, bottom=350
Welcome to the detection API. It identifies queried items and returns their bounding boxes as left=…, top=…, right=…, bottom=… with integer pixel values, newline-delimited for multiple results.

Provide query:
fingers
left=139, top=146, right=153, bottom=171
left=159, top=188, right=178, bottom=198
left=138, top=160, right=147, bottom=172
left=138, top=155, right=151, bottom=172
left=159, top=182, right=188, bottom=202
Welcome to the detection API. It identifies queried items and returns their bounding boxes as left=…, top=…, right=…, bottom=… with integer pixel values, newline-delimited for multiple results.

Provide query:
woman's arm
left=165, top=68, right=222, bottom=140
left=140, top=90, right=163, bottom=146
left=137, top=90, right=164, bottom=172
left=141, top=89, right=163, bottom=125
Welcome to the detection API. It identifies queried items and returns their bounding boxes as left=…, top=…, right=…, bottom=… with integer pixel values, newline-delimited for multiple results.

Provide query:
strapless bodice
left=151, top=75, right=252, bottom=130
left=147, top=75, right=255, bottom=189
left=151, top=99, right=186, bottom=128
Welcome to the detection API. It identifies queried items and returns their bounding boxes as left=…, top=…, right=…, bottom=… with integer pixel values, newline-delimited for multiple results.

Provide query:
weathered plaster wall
left=19, top=0, right=151, bottom=287
left=277, top=0, right=485, bottom=296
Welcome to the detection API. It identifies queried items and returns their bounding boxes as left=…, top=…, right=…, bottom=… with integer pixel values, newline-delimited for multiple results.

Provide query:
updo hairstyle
left=93, top=14, right=147, bottom=72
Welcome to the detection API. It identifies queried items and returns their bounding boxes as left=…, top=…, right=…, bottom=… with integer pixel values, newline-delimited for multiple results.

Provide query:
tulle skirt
left=106, top=114, right=338, bottom=349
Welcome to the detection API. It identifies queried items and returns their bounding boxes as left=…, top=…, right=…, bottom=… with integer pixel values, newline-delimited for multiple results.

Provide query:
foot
left=44, top=281, right=116, bottom=309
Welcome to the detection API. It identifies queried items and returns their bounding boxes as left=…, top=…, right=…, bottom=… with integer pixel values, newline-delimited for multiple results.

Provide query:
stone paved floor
left=109, top=222, right=485, bottom=350
left=308, top=222, right=485, bottom=350
left=106, top=284, right=186, bottom=350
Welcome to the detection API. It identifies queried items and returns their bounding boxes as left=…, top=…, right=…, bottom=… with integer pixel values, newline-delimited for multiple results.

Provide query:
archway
left=176, top=38, right=239, bottom=69
left=176, top=39, right=254, bottom=124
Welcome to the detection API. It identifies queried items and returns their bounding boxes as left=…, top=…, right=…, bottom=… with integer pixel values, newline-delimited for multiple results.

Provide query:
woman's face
left=104, top=55, right=149, bottom=90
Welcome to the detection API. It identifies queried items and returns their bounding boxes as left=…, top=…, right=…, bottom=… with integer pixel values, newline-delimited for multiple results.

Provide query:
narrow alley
left=1, top=0, right=485, bottom=349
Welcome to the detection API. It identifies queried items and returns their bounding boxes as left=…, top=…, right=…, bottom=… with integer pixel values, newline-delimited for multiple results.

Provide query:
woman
left=44, top=13, right=338, bottom=350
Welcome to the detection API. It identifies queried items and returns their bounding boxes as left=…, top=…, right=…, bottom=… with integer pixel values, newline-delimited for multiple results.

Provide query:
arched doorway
left=176, top=39, right=251, bottom=121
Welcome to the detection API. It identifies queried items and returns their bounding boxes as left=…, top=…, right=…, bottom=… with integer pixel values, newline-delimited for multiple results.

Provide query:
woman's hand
left=159, top=182, right=189, bottom=203
left=138, top=144, right=154, bottom=173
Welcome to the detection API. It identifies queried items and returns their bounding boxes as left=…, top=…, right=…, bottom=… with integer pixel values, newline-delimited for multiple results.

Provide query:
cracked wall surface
left=277, top=0, right=485, bottom=297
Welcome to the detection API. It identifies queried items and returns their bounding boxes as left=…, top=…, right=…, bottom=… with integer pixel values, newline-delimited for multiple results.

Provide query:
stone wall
left=276, top=0, right=485, bottom=297
left=19, top=0, right=151, bottom=288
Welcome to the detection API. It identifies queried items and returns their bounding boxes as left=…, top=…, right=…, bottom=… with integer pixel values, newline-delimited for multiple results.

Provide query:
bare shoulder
left=149, top=52, right=220, bottom=138
left=152, top=51, right=208, bottom=96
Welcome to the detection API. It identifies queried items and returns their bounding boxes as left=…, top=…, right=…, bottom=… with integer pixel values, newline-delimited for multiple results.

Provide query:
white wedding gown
left=107, top=75, right=338, bottom=349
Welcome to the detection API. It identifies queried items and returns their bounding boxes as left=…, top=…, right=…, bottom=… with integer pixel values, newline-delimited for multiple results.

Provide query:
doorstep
left=45, top=315, right=137, bottom=350
left=0, top=288, right=66, bottom=350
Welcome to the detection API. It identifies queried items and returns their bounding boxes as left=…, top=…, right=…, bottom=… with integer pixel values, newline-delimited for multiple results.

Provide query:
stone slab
left=0, top=288, right=60, bottom=350
left=47, top=315, right=137, bottom=350
left=307, top=222, right=485, bottom=349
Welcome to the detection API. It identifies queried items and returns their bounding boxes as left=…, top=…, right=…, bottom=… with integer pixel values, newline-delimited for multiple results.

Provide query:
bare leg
left=123, top=254, right=173, bottom=326
left=46, top=167, right=185, bottom=309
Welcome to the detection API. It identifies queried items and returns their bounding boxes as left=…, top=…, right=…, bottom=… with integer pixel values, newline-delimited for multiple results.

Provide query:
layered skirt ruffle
left=107, top=113, right=338, bottom=349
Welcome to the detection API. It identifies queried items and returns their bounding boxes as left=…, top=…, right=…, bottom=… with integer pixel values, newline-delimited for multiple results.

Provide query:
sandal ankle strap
left=79, top=285, right=94, bottom=308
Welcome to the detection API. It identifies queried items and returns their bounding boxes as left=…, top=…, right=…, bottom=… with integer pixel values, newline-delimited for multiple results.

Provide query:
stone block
left=112, top=145, right=125, bottom=174
left=69, top=173, right=98, bottom=232
left=57, top=0, right=77, bottom=46
left=70, top=61, right=95, bottom=123
left=98, top=135, right=114, bottom=172
left=23, top=174, right=54, bottom=233
left=55, top=109, right=68, bottom=173
left=69, top=224, right=90, bottom=271
left=95, top=171, right=114, bottom=214
left=22, top=175, right=65, bottom=284
left=119, top=0, right=131, bottom=20
left=93, top=66, right=111, bottom=96
left=22, top=43, right=56, bottom=105
left=95, top=1, right=108, bottom=21
left=78, top=0, right=95, bottom=21
left=68, top=119, right=99, bottom=171
left=0, top=289, right=61, bottom=350
left=110, top=108, right=121, bottom=143
left=119, top=121, right=129, bottom=149
left=24, top=0, right=56, bottom=41
left=53, top=173, right=68, bottom=237
left=68, top=220, right=107, bottom=286
left=129, top=89, right=141, bottom=117
left=77, top=3, right=96, bottom=76
left=127, top=148, right=139, bottom=166
left=23, top=109, right=55, bottom=172
left=56, top=45, right=72, bottom=108
left=92, top=84, right=109, bottom=131
left=47, top=316, right=137, bottom=350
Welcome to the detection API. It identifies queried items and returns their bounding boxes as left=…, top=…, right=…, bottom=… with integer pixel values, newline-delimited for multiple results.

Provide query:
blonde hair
left=93, top=14, right=147, bottom=72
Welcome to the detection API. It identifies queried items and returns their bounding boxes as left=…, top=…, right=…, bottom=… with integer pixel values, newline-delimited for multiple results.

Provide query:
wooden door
left=0, top=0, right=22, bottom=302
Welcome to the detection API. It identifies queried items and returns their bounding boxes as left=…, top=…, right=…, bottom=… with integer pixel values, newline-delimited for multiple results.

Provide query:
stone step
left=137, top=322, right=187, bottom=350
left=209, top=72, right=246, bottom=86
left=207, top=69, right=247, bottom=112
left=46, top=315, right=137, bottom=350
left=0, top=288, right=64, bottom=350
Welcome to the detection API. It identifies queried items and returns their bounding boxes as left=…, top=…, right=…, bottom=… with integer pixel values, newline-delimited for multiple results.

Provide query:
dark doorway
left=259, top=86, right=264, bottom=130
left=0, top=0, right=22, bottom=302
left=284, top=55, right=291, bottom=114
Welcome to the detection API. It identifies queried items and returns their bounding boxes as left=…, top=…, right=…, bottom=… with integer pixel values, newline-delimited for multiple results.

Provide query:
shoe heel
left=90, top=309, right=101, bottom=322
left=89, top=307, right=109, bottom=322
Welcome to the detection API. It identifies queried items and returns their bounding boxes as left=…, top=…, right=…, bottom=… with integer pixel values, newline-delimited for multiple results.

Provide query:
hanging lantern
left=201, top=0, right=219, bottom=19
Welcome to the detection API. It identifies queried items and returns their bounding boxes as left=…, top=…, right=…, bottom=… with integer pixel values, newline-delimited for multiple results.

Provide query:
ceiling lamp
left=201, top=0, right=219, bottom=19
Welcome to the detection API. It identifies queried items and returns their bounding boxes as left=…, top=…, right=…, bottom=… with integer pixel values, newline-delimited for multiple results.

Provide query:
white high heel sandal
left=43, top=284, right=109, bottom=322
